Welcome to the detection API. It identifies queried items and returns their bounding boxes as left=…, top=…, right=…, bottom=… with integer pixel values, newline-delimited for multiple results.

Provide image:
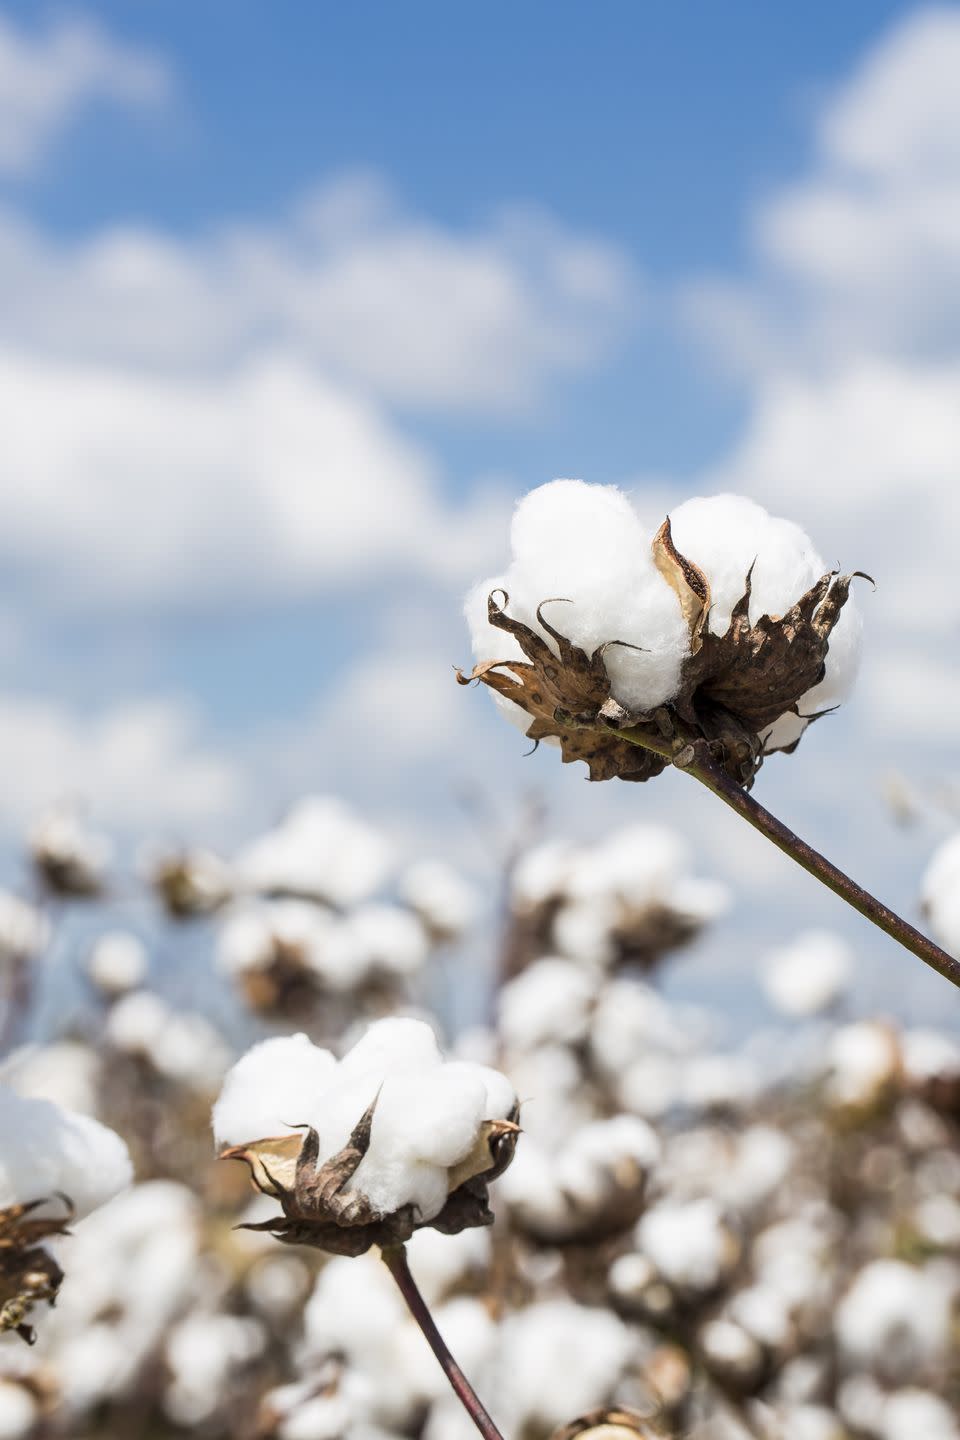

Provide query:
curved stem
left=381, top=1244, right=507, bottom=1440
left=619, top=728, right=960, bottom=992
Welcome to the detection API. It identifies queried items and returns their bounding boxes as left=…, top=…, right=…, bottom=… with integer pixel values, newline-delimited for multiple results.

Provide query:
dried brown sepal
left=672, top=552, right=867, bottom=741
left=550, top=1408, right=666, bottom=1440
left=0, top=1196, right=73, bottom=1344
left=226, top=1099, right=520, bottom=1257
left=652, top=518, right=710, bottom=654
left=456, top=591, right=668, bottom=784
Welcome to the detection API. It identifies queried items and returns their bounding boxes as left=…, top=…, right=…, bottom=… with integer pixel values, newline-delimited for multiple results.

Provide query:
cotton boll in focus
left=86, top=931, right=149, bottom=997
left=668, top=495, right=826, bottom=637
left=668, top=493, right=862, bottom=740
left=922, top=833, right=960, bottom=958
left=763, top=931, right=853, bottom=1019
left=213, top=1033, right=337, bottom=1146
left=469, top=480, right=691, bottom=713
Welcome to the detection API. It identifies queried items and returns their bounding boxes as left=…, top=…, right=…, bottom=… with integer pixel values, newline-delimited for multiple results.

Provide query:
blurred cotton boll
left=235, top=796, right=391, bottom=906
left=28, top=806, right=111, bottom=898
left=762, top=930, right=853, bottom=1018
left=0, top=1084, right=132, bottom=1219
left=0, top=893, right=49, bottom=965
left=921, top=831, right=960, bottom=957
left=86, top=930, right=149, bottom=998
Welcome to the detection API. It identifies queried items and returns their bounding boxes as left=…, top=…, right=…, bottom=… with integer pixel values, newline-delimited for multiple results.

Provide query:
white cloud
left=0, top=695, right=241, bottom=835
left=683, top=7, right=960, bottom=374
left=0, top=13, right=169, bottom=174
left=0, top=348, right=511, bottom=606
left=0, top=172, right=635, bottom=411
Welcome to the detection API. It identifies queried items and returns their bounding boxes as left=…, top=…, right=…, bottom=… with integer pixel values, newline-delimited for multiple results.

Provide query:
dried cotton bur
left=462, top=479, right=960, bottom=990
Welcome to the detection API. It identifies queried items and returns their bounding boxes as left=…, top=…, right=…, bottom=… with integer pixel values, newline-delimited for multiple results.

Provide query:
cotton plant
left=215, top=1017, right=521, bottom=1440
left=27, top=807, right=111, bottom=900
left=0, top=1084, right=132, bottom=1343
left=461, top=479, right=960, bottom=991
left=504, top=825, right=729, bottom=980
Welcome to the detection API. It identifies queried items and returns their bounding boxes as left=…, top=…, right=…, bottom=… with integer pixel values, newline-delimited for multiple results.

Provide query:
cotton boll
left=469, top=480, right=690, bottom=713
left=499, top=1299, right=632, bottom=1432
left=922, top=833, right=960, bottom=958
left=337, top=1017, right=441, bottom=1080
left=669, top=494, right=862, bottom=732
left=405, top=1226, right=491, bottom=1307
left=235, top=797, right=391, bottom=906
left=104, top=989, right=170, bottom=1055
left=881, top=1389, right=960, bottom=1440
left=835, top=1260, right=953, bottom=1379
left=825, top=1022, right=900, bottom=1109
left=164, top=1313, right=266, bottom=1425
left=2, top=1040, right=102, bottom=1116
left=216, top=899, right=335, bottom=977
left=212, top=1033, right=337, bottom=1146
left=441, top=1061, right=517, bottom=1121
left=499, top=957, right=595, bottom=1051
left=510, top=841, right=572, bottom=911
left=668, top=495, right=826, bottom=636
left=0, top=892, right=49, bottom=964
left=639, top=1197, right=736, bottom=1291
left=0, top=1085, right=131, bottom=1218
left=85, top=930, right=149, bottom=997
left=327, top=904, right=428, bottom=985
left=398, top=861, right=478, bottom=941
left=763, top=931, right=853, bottom=1018
left=901, top=1028, right=960, bottom=1086
left=555, top=1116, right=660, bottom=1207
left=779, top=1406, right=846, bottom=1440
left=0, top=1382, right=36, bottom=1440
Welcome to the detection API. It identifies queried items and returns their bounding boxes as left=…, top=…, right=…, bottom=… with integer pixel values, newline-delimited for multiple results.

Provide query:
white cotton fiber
left=639, top=1197, right=734, bottom=1291
left=921, top=833, right=960, bottom=958
left=468, top=482, right=862, bottom=748
left=669, top=493, right=862, bottom=741
left=212, top=1033, right=338, bottom=1146
left=763, top=930, right=853, bottom=1018
left=498, top=956, right=595, bottom=1051
left=214, top=1018, right=516, bottom=1223
left=0, top=1085, right=132, bottom=1219
left=835, top=1260, right=953, bottom=1376
left=467, top=479, right=691, bottom=714
left=235, top=796, right=391, bottom=906
left=0, top=892, right=49, bottom=964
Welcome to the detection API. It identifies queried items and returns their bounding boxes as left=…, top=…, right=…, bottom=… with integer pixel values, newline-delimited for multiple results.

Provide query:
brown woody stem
left=381, top=1244, right=507, bottom=1440
left=618, top=728, right=960, bottom=992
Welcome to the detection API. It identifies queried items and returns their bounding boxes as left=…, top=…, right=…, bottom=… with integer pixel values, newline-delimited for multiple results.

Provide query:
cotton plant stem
left=381, top=1244, right=507, bottom=1440
left=616, top=727, right=960, bottom=992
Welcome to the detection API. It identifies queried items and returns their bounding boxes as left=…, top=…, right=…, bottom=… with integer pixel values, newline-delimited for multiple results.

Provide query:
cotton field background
left=1, top=4, right=960, bottom=1439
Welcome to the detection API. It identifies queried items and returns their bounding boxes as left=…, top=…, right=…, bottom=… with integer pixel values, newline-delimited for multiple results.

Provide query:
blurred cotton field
left=3, top=3, right=960, bottom=1439
left=1, top=796, right=960, bottom=1437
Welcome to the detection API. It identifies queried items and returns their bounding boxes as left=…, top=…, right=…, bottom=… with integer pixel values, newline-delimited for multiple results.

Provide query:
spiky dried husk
left=458, top=527, right=865, bottom=788
left=0, top=1197, right=73, bottom=1343
left=225, top=1095, right=519, bottom=1258
left=456, top=591, right=668, bottom=784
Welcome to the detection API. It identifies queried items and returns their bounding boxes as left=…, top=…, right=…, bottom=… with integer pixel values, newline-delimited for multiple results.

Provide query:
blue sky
left=1, top=2, right=959, bottom=1021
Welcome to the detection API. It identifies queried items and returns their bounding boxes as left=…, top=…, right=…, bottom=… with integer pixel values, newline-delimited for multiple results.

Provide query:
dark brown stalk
left=617, top=728, right=960, bottom=992
left=381, top=1244, right=507, bottom=1440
